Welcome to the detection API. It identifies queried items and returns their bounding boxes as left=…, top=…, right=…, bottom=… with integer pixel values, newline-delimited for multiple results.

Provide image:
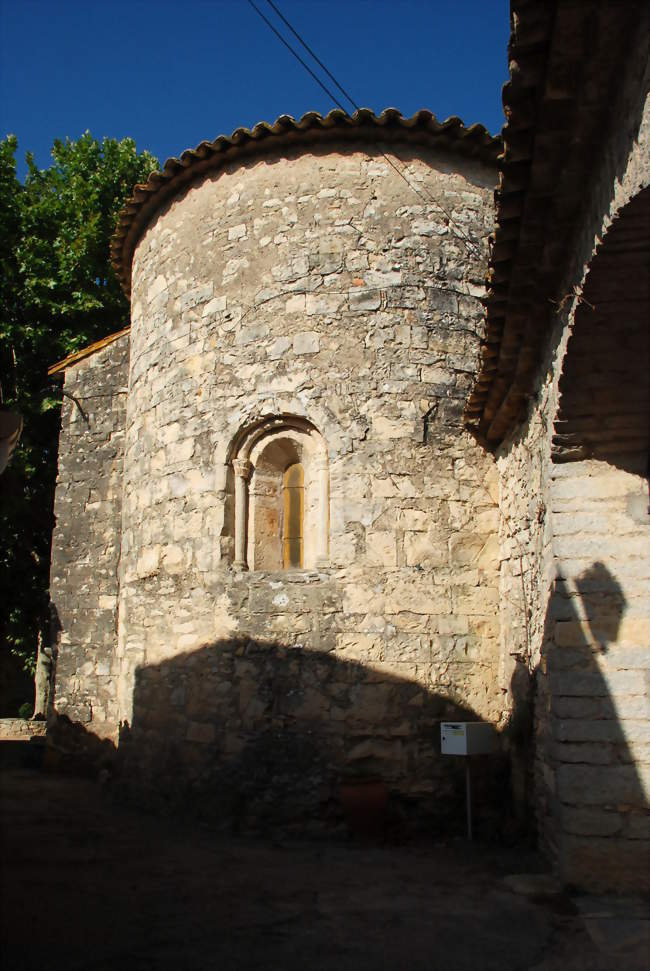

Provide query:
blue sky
left=1, top=0, right=509, bottom=179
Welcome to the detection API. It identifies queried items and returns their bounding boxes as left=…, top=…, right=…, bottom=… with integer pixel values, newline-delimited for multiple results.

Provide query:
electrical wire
left=246, top=0, right=348, bottom=114
left=263, top=0, right=359, bottom=114
left=253, top=0, right=435, bottom=209
left=248, top=0, right=482, bottom=256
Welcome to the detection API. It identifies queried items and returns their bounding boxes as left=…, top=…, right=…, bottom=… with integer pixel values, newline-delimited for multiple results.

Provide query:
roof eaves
left=110, top=107, right=502, bottom=298
left=48, top=327, right=131, bottom=377
left=464, top=0, right=649, bottom=447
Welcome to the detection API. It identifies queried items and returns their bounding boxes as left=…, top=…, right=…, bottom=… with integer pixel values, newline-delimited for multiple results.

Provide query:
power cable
left=263, top=0, right=359, bottom=114
left=246, top=0, right=348, bottom=114
left=248, top=0, right=482, bottom=256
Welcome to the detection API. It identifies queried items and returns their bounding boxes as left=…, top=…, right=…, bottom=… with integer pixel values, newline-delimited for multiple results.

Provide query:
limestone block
left=403, top=530, right=448, bottom=568
left=563, top=807, right=623, bottom=836
left=186, top=722, right=216, bottom=744
left=169, top=438, right=195, bottom=464
left=562, top=835, right=650, bottom=893
left=349, top=289, right=381, bottom=311
left=293, top=331, right=320, bottom=355
left=557, top=763, right=649, bottom=807
left=178, top=283, right=214, bottom=312
left=451, top=585, right=498, bottom=616
left=554, top=718, right=650, bottom=744
left=161, top=545, right=186, bottom=574
left=305, top=292, right=345, bottom=316
left=421, top=366, right=455, bottom=386
left=626, top=814, right=650, bottom=839
left=449, top=532, right=486, bottom=566
left=222, top=257, right=249, bottom=283
left=553, top=694, right=649, bottom=720
left=397, top=509, right=429, bottom=531
left=285, top=293, right=305, bottom=313
left=372, top=416, right=410, bottom=439
left=366, top=531, right=397, bottom=566
left=554, top=741, right=614, bottom=764
left=136, top=546, right=160, bottom=577
left=342, top=583, right=385, bottom=616
left=236, top=322, right=269, bottom=345
left=290, top=688, right=331, bottom=720
left=335, top=634, right=384, bottom=661
left=348, top=683, right=394, bottom=723
left=148, top=274, right=168, bottom=302
left=365, top=268, right=402, bottom=287
left=550, top=670, right=647, bottom=697
left=202, top=295, right=227, bottom=316
left=385, top=577, right=450, bottom=615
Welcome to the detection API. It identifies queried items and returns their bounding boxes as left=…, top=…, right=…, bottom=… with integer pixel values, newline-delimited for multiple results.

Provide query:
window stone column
left=232, top=458, right=252, bottom=570
left=315, top=456, right=329, bottom=567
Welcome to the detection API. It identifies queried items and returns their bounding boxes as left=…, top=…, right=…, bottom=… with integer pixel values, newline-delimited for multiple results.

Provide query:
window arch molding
left=227, top=415, right=329, bottom=572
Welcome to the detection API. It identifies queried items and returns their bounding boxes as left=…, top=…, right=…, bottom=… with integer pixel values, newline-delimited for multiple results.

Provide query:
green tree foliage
left=0, top=133, right=158, bottom=700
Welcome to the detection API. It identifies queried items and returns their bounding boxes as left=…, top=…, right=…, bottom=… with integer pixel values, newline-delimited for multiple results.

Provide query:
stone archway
left=552, top=185, right=650, bottom=478
left=542, top=186, right=650, bottom=891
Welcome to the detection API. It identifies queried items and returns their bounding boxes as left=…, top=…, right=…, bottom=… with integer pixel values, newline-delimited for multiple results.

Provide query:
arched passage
left=552, top=185, right=650, bottom=478
left=542, top=186, right=650, bottom=890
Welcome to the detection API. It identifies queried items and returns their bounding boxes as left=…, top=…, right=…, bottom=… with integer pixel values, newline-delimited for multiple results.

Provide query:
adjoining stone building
left=468, top=2, right=650, bottom=891
left=47, top=2, right=649, bottom=890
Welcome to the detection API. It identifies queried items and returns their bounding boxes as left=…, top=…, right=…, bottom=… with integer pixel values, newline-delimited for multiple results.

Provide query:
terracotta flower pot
left=339, top=778, right=388, bottom=839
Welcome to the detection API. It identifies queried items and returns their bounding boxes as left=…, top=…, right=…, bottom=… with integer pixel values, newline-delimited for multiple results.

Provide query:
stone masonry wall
left=50, top=334, right=129, bottom=737
left=496, top=62, right=650, bottom=888
left=118, top=143, right=501, bottom=825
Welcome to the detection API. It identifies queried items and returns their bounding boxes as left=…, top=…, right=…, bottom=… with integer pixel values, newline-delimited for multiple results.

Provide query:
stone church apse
left=49, top=112, right=507, bottom=827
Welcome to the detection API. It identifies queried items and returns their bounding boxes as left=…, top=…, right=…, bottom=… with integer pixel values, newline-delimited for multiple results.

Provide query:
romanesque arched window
left=228, top=416, right=328, bottom=571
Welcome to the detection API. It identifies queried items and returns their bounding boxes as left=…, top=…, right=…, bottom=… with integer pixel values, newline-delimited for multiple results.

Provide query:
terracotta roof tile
left=110, top=107, right=501, bottom=296
left=464, top=0, right=649, bottom=446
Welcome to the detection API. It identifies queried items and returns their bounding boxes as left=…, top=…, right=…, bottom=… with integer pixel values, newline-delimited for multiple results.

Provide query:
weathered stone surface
left=51, top=145, right=501, bottom=829
left=50, top=334, right=129, bottom=739
left=494, top=66, right=650, bottom=892
left=557, top=764, right=648, bottom=808
left=561, top=835, right=650, bottom=893
left=562, top=807, right=623, bottom=837
left=47, top=76, right=650, bottom=887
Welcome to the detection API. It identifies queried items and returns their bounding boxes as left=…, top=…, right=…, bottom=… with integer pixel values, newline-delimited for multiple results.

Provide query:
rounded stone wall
left=117, top=135, right=502, bottom=827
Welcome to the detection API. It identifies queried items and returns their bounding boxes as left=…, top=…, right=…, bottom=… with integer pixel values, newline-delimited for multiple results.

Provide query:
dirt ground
left=1, top=765, right=648, bottom=971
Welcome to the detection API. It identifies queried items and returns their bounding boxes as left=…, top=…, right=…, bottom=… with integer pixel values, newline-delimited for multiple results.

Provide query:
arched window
left=283, top=463, right=304, bottom=568
left=227, top=416, right=328, bottom=572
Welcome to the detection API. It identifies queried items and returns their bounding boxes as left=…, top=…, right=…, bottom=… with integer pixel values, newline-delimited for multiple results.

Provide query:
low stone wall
left=0, top=718, right=47, bottom=740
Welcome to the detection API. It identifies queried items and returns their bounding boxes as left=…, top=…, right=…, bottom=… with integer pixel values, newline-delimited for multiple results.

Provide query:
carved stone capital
left=232, top=458, right=252, bottom=480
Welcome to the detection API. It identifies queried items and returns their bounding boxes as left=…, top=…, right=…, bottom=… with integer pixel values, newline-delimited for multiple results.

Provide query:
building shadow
left=116, top=638, right=513, bottom=840
left=45, top=637, right=515, bottom=842
left=531, top=559, right=649, bottom=891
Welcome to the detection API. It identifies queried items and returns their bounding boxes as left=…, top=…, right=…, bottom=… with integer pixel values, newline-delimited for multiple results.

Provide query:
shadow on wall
left=50, top=639, right=514, bottom=840
left=118, top=640, right=515, bottom=838
left=533, top=559, right=649, bottom=891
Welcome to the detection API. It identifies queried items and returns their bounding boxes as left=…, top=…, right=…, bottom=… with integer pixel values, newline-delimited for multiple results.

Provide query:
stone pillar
left=232, top=458, right=252, bottom=570
left=315, top=456, right=329, bottom=567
